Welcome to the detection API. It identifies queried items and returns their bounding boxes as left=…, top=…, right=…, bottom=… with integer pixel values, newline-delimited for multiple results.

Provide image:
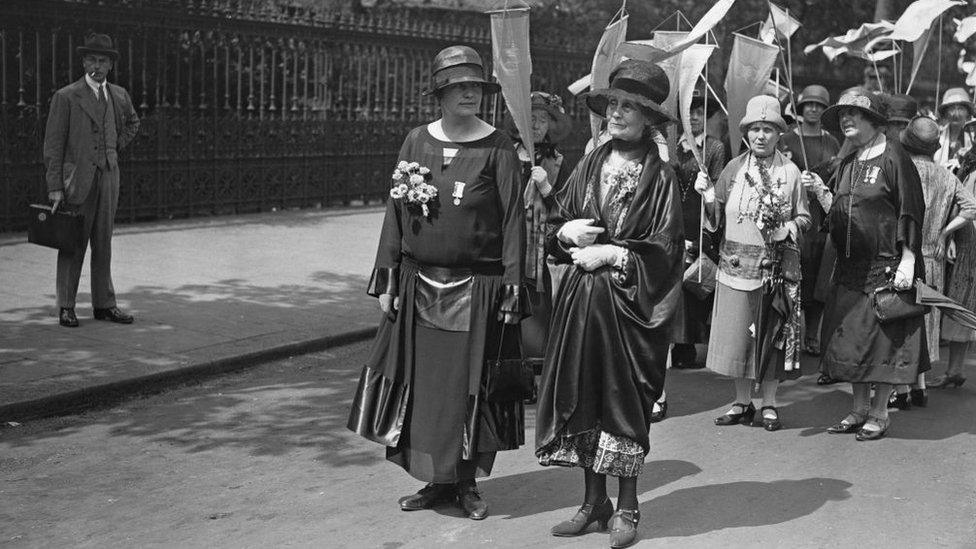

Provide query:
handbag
left=682, top=255, right=717, bottom=300
left=26, top=204, right=84, bottom=251
left=873, top=284, right=930, bottom=324
left=484, top=324, right=534, bottom=403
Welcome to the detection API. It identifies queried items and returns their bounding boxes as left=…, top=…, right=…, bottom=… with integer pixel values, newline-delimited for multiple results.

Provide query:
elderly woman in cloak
left=534, top=59, right=684, bottom=549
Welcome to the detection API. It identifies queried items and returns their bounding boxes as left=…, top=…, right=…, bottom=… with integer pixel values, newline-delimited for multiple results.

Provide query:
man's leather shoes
left=398, top=483, right=454, bottom=511
left=59, top=308, right=79, bottom=328
left=456, top=480, right=488, bottom=520
left=93, top=307, right=134, bottom=324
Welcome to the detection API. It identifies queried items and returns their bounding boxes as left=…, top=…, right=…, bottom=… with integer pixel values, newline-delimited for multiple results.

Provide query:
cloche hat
left=938, top=87, right=973, bottom=117
left=76, top=33, right=118, bottom=61
left=584, top=59, right=677, bottom=124
left=423, top=45, right=500, bottom=96
left=796, top=85, right=830, bottom=109
left=503, top=91, right=572, bottom=144
left=738, top=95, right=787, bottom=133
left=821, top=89, right=888, bottom=131
left=900, top=116, right=941, bottom=156
left=886, top=93, right=919, bottom=124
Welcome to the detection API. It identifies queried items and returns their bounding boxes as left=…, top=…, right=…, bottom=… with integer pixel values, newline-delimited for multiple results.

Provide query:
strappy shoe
left=714, top=402, right=755, bottom=426
left=929, top=374, right=967, bottom=389
left=550, top=497, right=613, bottom=537
left=826, top=411, right=868, bottom=434
left=649, top=399, right=668, bottom=423
left=758, top=406, right=782, bottom=431
left=855, top=416, right=890, bottom=441
left=608, top=508, right=641, bottom=548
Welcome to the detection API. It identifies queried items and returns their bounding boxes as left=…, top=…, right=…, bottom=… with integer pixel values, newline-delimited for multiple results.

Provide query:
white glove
left=769, top=221, right=797, bottom=243
left=800, top=171, right=824, bottom=191
left=694, top=172, right=715, bottom=202
left=559, top=218, right=606, bottom=247
left=529, top=165, right=552, bottom=197
left=569, top=244, right=622, bottom=272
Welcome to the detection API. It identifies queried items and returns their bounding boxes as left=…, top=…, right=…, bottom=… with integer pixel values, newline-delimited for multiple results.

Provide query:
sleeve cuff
left=367, top=266, right=399, bottom=297
left=499, top=284, right=531, bottom=317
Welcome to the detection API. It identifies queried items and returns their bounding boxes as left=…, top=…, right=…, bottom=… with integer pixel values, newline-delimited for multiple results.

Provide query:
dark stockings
left=583, top=469, right=638, bottom=510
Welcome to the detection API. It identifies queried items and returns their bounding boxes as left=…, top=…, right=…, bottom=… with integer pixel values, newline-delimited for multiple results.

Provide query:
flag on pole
left=617, top=0, right=735, bottom=63
left=678, top=44, right=718, bottom=167
left=887, top=0, right=964, bottom=43
left=804, top=21, right=895, bottom=61
left=725, top=34, right=779, bottom=156
left=489, top=8, right=534, bottom=162
left=587, top=14, right=629, bottom=142
left=908, top=25, right=935, bottom=92
left=954, top=16, right=976, bottom=42
left=760, top=2, right=801, bottom=44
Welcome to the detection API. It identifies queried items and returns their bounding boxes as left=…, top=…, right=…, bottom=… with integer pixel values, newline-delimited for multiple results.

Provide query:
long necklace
left=736, top=152, right=774, bottom=223
left=844, top=133, right=881, bottom=257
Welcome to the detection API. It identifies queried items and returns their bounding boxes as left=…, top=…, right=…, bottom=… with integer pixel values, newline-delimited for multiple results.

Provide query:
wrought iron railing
left=0, top=0, right=591, bottom=231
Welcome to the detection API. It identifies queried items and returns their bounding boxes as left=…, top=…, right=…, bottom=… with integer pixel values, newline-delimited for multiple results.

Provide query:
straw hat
left=584, top=59, right=676, bottom=124
left=900, top=116, right=941, bottom=156
left=821, top=89, right=888, bottom=131
left=423, top=45, right=500, bottom=96
left=938, top=87, right=973, bottom=117
left=738, top=95, right=787, bottom=133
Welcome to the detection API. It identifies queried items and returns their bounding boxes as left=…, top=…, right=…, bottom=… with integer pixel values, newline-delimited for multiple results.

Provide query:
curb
left=0, top=327, right=377, bottom=423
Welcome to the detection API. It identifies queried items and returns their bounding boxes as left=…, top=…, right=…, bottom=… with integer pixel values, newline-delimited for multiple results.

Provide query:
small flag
left=887, top=0, right=965, bottom=43
left=760, top=2, right=801, bottom=44
left=954, top=16, right=976, bottom=42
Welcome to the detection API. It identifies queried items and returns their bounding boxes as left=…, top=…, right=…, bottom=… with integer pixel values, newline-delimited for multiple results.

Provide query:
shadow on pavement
left=640, top=477, right=852, bottom=538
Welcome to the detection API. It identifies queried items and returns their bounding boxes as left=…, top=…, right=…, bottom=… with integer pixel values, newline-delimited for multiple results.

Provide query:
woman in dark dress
left=504, top=91, right=572, bottom=364
left=535, top=59, right=684, bottom=549
left=347, top=45, right=527, bottom=519
left=804, top=89, right=929, bottom=441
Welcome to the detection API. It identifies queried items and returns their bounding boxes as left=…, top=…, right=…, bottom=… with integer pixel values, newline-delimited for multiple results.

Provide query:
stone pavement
left=0, top=207, right=386, bottom=421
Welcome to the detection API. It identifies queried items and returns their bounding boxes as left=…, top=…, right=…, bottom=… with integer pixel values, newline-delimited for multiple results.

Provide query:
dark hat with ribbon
left=690, top=88, right=706, bottom=110
left=900, top=116, right=941, bottom=156
left=422, top=45, right=500, bottom=96
left=584, top=59, right=676, bottom=124
left=503, top=91, right=572, bottom=144
left=76, top=33, right=119, bottom=61
left=886, top=93, right=919, bottom=124
left=821, top=89, right=888, bottom=131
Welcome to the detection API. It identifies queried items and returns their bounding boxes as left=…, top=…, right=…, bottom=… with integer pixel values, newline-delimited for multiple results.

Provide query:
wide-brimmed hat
left=584, top=59, right=676, bottom=124
left=887, top=93, right=919, bottom=124
left=504, top=91, right=572, bottom=144
left=900, top=116, right=941, bottom=156
left=821, top=89, right=888, bottom=131
left=938, top=87, right=973, bottom=117
left=739, top=95, right=787, bottom=133
left=797, top=85, right=830, bottom=109
left=76, top=33, right=118, bottom=61
left=690, top=88, right=705, bottom=110
left=423, top=45, right=500, bottom=96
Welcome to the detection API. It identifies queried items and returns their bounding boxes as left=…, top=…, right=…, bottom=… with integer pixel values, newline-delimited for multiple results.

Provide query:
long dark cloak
left=535, top=141, right=684, bottom=454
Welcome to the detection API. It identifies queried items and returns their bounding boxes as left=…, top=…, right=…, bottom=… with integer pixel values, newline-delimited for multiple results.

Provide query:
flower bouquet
left=390, top=161, right=437, bottom=217
left=605, top=161, right=643, bottom=197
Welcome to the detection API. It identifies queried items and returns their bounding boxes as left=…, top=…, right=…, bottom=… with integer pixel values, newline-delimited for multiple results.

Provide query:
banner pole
left=769, top=2, right=809, bottom=170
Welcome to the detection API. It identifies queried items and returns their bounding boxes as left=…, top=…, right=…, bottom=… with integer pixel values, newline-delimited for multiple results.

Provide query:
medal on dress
left=452, top=181, right=465, bottom=206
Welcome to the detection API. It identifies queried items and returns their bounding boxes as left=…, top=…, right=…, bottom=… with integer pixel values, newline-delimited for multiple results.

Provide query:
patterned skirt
left=537, top=428, right=645, bottom=478
left=943, top=234, right=976, bottom=342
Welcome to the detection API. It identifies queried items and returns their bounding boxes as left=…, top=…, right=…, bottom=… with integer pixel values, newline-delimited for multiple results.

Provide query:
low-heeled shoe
left=398, top=483, right=454, bottom=511
left=609, top=509, right=641, bottom=548
left=59, top=307, right=79, bottom=328
left=649, top=400, right=668, bottom=423
left=826, top=413, right=867, bottom=434
left=855, top=418, right=889, bottom=441
left=551, top=497, right=613, bottom=537
left=909, top=388, right=928, bottom=407
left=758, top=406, right=782, bottom=431
left=887, top=392, right=911, bottom=410
left=456, top=481, right=488, bottom=520
left=714, top=402, right=755, bottom=426
left=93, top=307, right=134, bottom=324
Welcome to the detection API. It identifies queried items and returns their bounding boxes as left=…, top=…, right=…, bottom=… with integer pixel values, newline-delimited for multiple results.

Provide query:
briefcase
left=26, top=204, right=85, bottom=251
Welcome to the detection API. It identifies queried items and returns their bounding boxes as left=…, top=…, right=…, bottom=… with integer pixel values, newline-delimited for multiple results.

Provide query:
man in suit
left=44, top=33, right=140, bottom=327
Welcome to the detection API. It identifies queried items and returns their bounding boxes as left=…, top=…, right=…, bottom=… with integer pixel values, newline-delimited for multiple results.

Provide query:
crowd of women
left=345, top=44, right=976, bottom=548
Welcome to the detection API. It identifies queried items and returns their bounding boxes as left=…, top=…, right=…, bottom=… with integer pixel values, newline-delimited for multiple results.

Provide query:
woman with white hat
left=935, top=87, right=975, bottom=172
left=695, top=94, right=811, bottom=432
left=535, top=58, right=685, bottom=549
left=347, top=45, right=528, bottom=520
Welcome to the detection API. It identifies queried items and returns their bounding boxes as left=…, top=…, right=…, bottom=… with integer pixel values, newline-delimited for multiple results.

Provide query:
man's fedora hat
left=900, top=116, right=941, bottom=156
left=76, top=33, right=119, bottom=61
left=584, top=59, right=677, bottom=124
left=423, top=45, right=500, bottom=96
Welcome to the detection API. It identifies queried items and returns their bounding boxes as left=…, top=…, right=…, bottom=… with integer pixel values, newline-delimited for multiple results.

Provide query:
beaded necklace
left=844, top=133, right=882, bottom=257
left=736, top=152, right=776, bottom=224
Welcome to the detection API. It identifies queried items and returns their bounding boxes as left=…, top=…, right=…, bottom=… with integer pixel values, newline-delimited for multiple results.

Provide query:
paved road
left=1, top=342, right=973, bottom=548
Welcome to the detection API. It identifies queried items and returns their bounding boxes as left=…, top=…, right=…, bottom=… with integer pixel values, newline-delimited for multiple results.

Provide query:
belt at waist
left=401, top=255, right=504, bottom=282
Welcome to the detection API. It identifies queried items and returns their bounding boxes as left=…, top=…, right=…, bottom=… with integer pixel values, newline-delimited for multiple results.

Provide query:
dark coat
left=535, top=141, right=685, bottom=454
left=43, top=77, right=140, bottom=205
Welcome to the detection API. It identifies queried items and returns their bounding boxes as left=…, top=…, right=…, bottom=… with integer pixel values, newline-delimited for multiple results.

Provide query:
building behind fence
left=0, top=0, right=592, bottom=232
